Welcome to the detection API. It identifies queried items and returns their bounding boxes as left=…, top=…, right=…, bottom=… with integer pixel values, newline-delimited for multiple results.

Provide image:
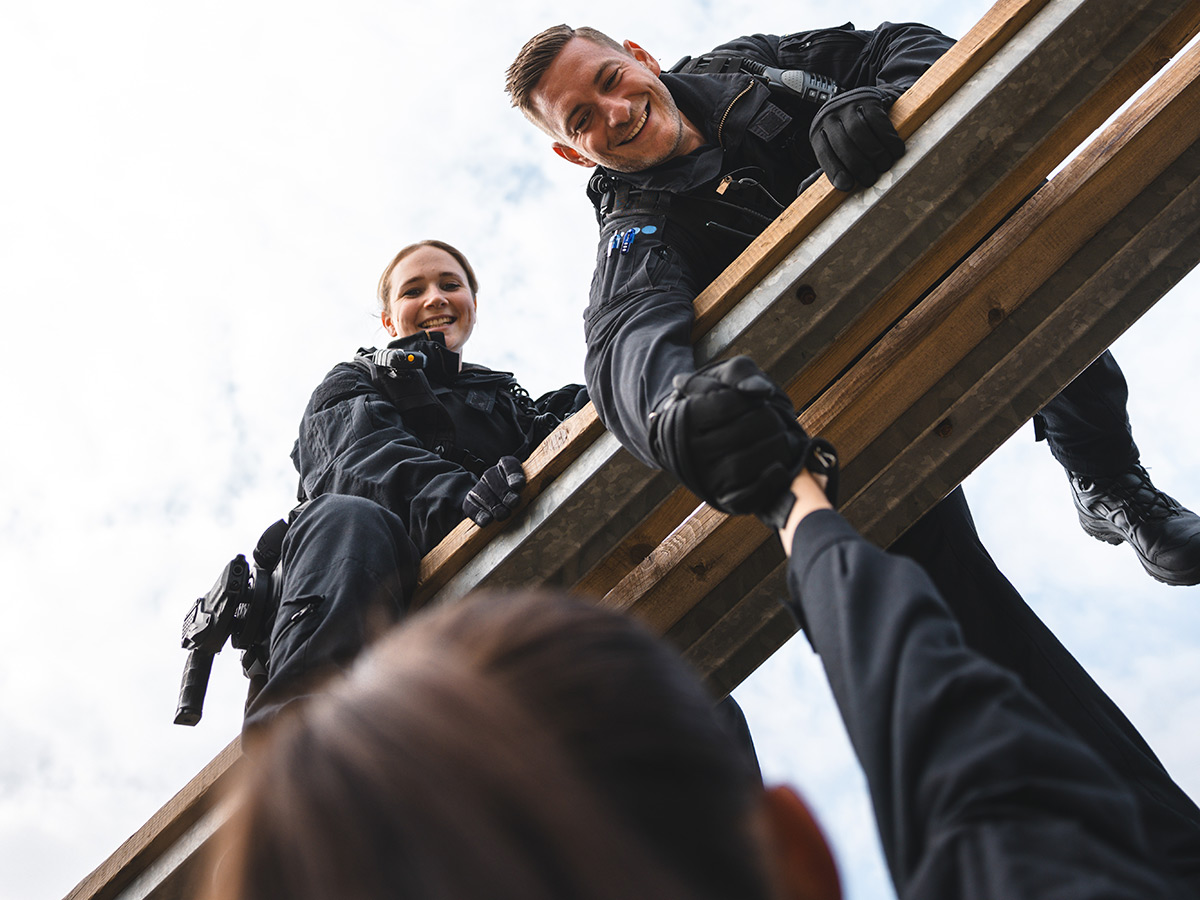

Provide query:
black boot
left=1070, top=464, right=1200, bottom=586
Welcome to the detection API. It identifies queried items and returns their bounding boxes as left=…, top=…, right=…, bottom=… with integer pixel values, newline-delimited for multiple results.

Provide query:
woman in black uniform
left=242, top=240, right=587, bottom=733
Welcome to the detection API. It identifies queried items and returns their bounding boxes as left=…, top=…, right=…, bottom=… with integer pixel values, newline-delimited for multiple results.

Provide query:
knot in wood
left=795, top=284, right=817, bottom=305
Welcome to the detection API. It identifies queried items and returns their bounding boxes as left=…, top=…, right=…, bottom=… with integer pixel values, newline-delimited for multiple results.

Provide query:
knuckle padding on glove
left=650, top=356, right=806, bottom=515
left=463, top=456, right=525, bottom=526
left=810, top=85, right=904, bottom=190
left=497, top=456, right=526, bottom=490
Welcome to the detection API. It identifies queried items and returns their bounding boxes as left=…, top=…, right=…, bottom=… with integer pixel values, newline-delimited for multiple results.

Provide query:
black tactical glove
left=649, top=356, right=836, bottom=523
left=809, top=84, right=905, bottom=192
left=462, top=456, right=526, bottom=527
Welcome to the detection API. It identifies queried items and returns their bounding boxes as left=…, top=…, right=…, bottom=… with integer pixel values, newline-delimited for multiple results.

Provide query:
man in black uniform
left=505, top=23, right=1200, bottom=586
left=504, top=23, right=1200, bottom=889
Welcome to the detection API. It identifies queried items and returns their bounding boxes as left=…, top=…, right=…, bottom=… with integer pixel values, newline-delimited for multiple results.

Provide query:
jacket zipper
left=716, top=82, right=755, bottom=149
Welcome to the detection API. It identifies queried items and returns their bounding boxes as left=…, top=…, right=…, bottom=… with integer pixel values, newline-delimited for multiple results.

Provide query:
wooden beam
left=411, top=0, right=1188, bottom=609
left=572, top=485, right=704, bottom=598
left=689, top=0, right=1056, bottom=337
left=654, top=37, right=1200, bottom=690
left=780, top=0, right=1200, bottom=424
left=841, top=44, right=1200, bottom=544
left=698, top=0, right=1200, bottom=385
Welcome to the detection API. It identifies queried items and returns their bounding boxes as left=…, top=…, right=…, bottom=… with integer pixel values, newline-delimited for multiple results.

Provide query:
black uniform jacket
left=291, top=332, right=586, bottom=555
left=583, top=22, right=953, bottom=467
left=787, top=510, right=1188, bottom=899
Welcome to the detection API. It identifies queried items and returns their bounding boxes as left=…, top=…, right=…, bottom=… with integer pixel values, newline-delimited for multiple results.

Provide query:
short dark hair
left=505, top=25, right=629, bottom=132
left=209, top=591, right=769, bottom=900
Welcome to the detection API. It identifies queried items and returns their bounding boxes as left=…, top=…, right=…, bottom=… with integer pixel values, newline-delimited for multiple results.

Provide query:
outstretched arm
left=777, top=475, right=1182, bottom=898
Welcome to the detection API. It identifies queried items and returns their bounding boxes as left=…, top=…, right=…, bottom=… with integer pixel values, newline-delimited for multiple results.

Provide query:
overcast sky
left=3, top=2, right=1198, bottom=899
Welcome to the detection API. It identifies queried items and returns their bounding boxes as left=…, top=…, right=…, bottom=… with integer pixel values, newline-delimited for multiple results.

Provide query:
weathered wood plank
left=782, top=0, right=1200, bottom=427
left=413, top=0, right=1157, bottom=609
left=813, top=44, right=1200, bottom=458
left=844, top=76, right=1200, bottom=544
left=608, top=35, right=1200, bottom=668
left=689, top=0, right=1056, bottom=337
left=698, top=0, right=1200, bottom=386
left=572, top=485, right=703, bottom=598
left=673, top=38, right=1200, bottom=688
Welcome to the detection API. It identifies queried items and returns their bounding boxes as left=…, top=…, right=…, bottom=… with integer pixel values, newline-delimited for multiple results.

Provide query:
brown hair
left=377, top=239, right=479, bottom=311
left=209, top=591, right=770, bottom=900
left=505, top=25, right=629, bottom=130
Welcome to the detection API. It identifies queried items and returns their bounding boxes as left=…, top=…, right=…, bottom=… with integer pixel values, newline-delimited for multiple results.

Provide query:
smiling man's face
left=531, top=37, right=702, bottom=174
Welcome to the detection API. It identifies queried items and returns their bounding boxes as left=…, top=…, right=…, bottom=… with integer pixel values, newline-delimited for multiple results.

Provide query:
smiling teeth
left=621, top=107, right=648, bottom=144
left=422, top=316, right=455, bottom=327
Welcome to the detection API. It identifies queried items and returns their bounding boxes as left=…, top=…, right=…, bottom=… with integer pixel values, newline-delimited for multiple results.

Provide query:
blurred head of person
left=209, top=590, right=841, bottom=900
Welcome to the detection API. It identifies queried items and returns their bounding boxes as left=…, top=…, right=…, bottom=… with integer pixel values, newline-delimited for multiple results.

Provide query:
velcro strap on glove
left=755, top=437, right=840, bottom=531
left=462, top=456, right=526, bottom=527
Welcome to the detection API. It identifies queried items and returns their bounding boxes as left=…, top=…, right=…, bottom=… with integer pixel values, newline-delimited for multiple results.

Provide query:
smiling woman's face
left=381, top=245, right=478, bottom=353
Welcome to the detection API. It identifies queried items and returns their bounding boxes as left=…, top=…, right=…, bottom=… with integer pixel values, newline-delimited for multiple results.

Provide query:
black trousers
left=1037, top=350, right=1140, bottom=477
left=242, top=493, right=421, bottom=734
left=241, top=493, right=762, bottom=763
left=892, top=487, right=1200, bottom=891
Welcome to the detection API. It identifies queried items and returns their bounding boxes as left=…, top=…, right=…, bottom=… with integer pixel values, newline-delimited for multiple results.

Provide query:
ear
left=552, top=142, right=597, bottom=168
left=381, top=308, right=398, bottom=337
left=760, top=785, right=842, bottom=900
left=623, top=40, right=661, bottom=76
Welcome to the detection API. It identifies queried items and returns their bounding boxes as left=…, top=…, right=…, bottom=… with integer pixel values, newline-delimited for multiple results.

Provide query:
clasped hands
left=649, top=356, right=838, bottom=533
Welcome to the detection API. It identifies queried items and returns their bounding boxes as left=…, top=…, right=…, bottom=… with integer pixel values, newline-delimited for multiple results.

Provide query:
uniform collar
left=384, top=332, right=515, bottom=385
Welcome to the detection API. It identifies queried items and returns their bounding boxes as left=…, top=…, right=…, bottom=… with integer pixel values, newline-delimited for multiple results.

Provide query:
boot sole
left=1077, top=510, right=1200, bottom=586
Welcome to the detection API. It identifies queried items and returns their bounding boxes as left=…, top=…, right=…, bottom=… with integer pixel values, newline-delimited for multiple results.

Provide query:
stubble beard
left=600, top=91, right=686, bottom=174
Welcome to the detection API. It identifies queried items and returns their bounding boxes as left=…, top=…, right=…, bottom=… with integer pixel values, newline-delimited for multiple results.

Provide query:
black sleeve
left=712, top=21, right=955, bottom=92
left=583, top=212, right=704, bottom=468
left=785, top=510, right=1185, bottom=899
left=290, top=362, right=478, bottom=556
